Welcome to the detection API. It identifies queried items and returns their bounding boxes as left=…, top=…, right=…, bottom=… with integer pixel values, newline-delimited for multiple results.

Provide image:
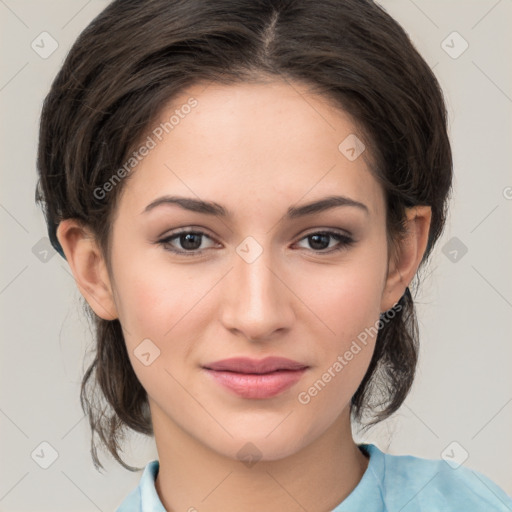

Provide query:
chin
left=208, top=423, right=317, bottom=464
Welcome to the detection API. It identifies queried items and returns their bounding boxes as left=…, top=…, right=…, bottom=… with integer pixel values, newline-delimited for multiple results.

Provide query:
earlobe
left=56, top=219, right=118, bottom=321
left=380, top=205, right=432, bottom=313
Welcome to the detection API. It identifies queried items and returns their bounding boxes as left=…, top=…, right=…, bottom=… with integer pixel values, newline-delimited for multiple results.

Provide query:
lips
left=204, top=357, right=308, bottom=374
left=202, top=357, right=309, bottom=399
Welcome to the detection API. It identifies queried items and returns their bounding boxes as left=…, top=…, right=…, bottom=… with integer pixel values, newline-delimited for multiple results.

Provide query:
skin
left=57, top=79, right=431, bottom=512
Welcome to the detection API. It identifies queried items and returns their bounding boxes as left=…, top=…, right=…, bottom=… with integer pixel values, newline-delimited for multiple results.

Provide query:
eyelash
left=157, top=229, right=355, bottom=257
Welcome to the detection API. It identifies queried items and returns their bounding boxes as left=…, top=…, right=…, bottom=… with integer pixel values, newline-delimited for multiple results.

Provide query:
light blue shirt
left=115, top=443, right=512, bottom=511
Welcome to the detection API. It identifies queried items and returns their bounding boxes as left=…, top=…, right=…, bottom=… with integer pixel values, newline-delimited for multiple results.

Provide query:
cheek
left=112, top=262, right=181, bottom=348
left=297, top=255, right=386, bottom=343
left=296, top=283, right=379, bottom=422
left=292, top=248, right=386, bottom=413
left=112, top=259, right=218, bottom=371
left=114, top=268, right=195, bottom=402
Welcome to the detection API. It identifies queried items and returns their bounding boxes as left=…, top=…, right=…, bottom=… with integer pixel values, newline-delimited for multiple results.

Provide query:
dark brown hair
left=35, top=0, right=452, bottom=471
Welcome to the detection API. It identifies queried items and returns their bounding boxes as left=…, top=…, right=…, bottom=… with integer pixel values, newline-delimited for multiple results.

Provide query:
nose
left=220, top=242, right=295, bottom=342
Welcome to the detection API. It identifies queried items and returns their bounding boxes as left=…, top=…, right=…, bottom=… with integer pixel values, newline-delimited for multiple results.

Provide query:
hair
left=35, top=0, right=452, bottom=471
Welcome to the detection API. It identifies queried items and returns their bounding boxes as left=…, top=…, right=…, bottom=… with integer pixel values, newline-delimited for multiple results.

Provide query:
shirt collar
left=331, top=443, right=385, bottom=511
left=139, top=459, right=166, bottom=512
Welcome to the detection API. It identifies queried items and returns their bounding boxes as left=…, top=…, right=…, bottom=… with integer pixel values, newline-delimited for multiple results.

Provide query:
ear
left=56, top=219, right=118, bottom=320
left=380, top=205, right=432, bottom=313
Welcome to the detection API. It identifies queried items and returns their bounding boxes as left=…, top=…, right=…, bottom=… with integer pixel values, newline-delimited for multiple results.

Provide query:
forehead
left=118, top=80, right=385, bottom=220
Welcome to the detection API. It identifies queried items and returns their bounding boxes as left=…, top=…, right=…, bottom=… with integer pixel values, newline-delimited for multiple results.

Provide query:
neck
left=152, top=405, right=369, bottom=512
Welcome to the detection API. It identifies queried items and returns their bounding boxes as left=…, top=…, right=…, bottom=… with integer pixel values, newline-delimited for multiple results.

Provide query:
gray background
left=1, top=0, right=511, bottom=510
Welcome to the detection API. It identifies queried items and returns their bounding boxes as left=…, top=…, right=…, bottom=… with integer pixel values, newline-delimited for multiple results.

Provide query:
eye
left=158, top=229, right=218, bottom=256
left=157, top=228, right=355, bottom=257
left=295, top=230, right=355, bottom=253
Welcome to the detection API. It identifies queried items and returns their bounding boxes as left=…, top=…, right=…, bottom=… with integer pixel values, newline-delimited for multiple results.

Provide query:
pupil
left=182, top=233, right=201, bottom=250
left=310, top=234, right=329, bottom=250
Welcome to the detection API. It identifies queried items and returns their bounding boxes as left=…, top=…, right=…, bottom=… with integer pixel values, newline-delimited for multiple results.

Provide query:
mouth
left=202, top=357, right=309, bottom=399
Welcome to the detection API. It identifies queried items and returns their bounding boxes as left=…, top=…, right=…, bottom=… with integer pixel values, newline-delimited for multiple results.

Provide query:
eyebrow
left=141, top=194, right=369, bottom=218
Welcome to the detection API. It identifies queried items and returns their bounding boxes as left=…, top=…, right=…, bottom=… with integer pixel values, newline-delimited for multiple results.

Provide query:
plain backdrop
left=1, top=0, right=511, bottom=510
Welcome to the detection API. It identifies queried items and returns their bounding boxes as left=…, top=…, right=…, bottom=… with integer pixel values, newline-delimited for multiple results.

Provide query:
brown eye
left=159, top=230, right=217, bottom=256
left=296, top=231, right=355, bottom=253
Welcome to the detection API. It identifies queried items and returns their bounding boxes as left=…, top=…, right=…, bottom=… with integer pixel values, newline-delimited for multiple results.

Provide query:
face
left=98, top=80, right=393, bottom=461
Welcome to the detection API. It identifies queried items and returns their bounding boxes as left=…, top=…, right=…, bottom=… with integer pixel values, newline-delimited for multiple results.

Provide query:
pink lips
left=203, top=357, right=308, bottom=399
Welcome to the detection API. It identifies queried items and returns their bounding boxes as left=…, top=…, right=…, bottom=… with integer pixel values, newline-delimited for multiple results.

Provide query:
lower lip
left=204, top=368, right=307, bottom=399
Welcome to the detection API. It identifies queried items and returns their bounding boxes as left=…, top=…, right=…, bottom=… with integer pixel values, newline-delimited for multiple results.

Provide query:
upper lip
left=203, top=357, right=308, bottom=374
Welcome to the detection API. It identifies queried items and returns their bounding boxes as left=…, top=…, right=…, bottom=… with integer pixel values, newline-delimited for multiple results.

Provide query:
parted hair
left=35, top=0, right=452, bottom=471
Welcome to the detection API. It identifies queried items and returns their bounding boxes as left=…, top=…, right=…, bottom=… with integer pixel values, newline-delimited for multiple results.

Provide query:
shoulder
left=362, top=443, right=512, bottom=511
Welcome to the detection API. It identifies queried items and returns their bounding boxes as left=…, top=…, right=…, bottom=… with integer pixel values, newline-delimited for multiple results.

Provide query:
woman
left=35, top=0, right=512, bottom=510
